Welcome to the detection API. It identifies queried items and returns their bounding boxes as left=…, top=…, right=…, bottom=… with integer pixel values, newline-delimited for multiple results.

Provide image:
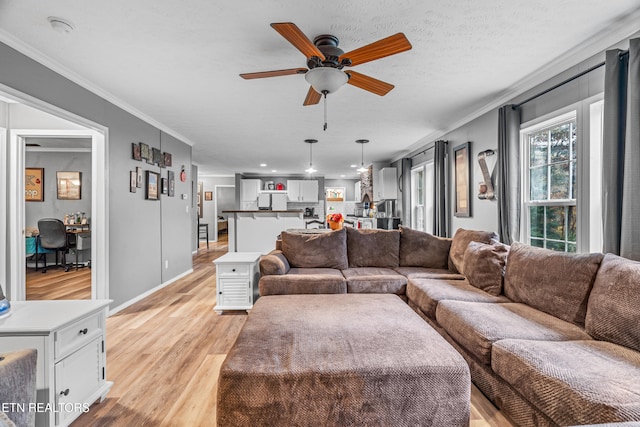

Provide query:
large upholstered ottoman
left=217, top=294, right=471, bottom=426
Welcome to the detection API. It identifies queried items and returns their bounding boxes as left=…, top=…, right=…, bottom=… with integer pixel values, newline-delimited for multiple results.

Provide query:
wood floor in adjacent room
left=72, top=235, right=513, bottom=427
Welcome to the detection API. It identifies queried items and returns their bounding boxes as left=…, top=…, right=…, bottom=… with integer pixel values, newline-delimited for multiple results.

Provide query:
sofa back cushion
left=347, top=228, right=400, bottom=268
left=463, top=241, right=509, bottom=296
left=448, top=228, right=499, bottom=273
left=399, top=227, right=451, bottom=269
left=585, top=253, right=640, bottom=352
left=281, top=229, right=348, bottom=270
left=504, top=242, right=603, bottom=326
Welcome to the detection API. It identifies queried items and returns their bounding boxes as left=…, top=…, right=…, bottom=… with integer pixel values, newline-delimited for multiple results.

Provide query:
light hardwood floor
left=72, top=235, right=514, bottom=427
left=26, top=265, right=91, bottom=300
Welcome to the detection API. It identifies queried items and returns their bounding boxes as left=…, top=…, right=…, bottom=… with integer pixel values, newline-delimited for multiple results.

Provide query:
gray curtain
left=433, top=140, right=448, bottom=237
left=497, top=105, right=521, bottom=244
left=603, top=38, right=640, bottom=260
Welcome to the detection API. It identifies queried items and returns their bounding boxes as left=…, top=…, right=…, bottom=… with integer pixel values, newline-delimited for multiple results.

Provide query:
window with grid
left=524, top=113, right=577, bottom=252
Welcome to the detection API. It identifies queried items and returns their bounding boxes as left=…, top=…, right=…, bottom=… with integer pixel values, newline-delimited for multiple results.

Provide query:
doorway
left=1, top=88, right=108, bottom=302
left=213, top=185, right=234, bottom=242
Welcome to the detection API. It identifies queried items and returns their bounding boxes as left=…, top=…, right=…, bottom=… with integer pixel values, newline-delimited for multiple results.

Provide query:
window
left=521, top=98, right=603, bottom=253
left=411, top=161, right=434, bottom=233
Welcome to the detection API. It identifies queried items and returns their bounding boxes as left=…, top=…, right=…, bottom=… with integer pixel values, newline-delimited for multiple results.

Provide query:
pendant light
left=305, top=139, right=318, bottom=174
left=356, top=139, right=369, bottom=173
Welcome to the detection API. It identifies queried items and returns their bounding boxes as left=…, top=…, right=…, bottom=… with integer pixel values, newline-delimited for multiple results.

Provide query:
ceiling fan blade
left=303, top=86, right=322, bottom=106
left=271, top=22, right=325, bottom=60
left=240, top=68, right=307, bottom=79
left=346, top=70, right=395, bottom=96
left=340, top=33, right=412, bottom=66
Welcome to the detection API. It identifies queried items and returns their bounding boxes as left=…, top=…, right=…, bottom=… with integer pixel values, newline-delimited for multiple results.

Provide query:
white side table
left=0, top=300, right=113, bottom=427
left=214, top=252, right=261, bottom=314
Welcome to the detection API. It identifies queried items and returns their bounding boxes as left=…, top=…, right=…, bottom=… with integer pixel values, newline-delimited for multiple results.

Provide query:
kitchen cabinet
left=214, top=252, right=261, bottom=314
left=0, top=300, right=112, bottom=427
left=286, top=180, right=318, bottom=202
left=378, top=167, right=398, bottom=200
left=241, top=179, right=261, bottom=202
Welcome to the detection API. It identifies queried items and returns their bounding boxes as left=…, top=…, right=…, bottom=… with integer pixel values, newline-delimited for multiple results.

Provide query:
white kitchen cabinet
left=214, top=252, right=261, bottom=314
left=378, top=167, right=398, bottom=200
left=241, top=179, right=261, bottom=202
left=0, top=300, right=113, bottom=427
left=286, top=180, right=318, bottom=202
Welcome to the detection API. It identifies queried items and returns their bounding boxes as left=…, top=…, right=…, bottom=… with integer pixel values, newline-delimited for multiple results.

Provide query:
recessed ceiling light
left=350, top=164, right=357, bottom=168
left=47, top=16, right=75, bottom=34
left=340, top=174, right=345, bottom=178
left=271, top=170, right=277, bottom=173
left=259, top=163, right=267, bottom=167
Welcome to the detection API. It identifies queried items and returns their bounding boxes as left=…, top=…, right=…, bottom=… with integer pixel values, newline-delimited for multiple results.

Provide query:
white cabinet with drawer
left=0, top=300, right=112, bottom=427
left=214, top=252, right=261, bottom=314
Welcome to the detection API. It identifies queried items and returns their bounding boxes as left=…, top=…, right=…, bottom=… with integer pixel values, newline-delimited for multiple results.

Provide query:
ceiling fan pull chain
left=323, top=91, right=328, bottom=131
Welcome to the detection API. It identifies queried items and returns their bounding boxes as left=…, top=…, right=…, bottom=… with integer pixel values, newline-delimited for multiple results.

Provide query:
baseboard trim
left=108, top=268, right=194, bottom=316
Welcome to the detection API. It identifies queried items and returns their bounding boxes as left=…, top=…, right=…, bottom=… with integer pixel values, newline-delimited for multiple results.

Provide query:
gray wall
left=24, top=151, right=92, bottom=229
left=0, top=41, right=193, bottom=307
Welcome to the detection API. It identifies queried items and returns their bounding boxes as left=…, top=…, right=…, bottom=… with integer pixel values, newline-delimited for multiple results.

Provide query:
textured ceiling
left=1, top=0, right=639, bottom=178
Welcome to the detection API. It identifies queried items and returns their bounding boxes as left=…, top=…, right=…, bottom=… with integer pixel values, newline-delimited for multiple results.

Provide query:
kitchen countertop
left=223, top=209, right=304, bottom=213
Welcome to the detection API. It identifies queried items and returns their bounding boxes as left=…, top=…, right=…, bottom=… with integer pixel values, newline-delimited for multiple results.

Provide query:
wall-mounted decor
left=477, top=149, right=496, bottom=200
left=146, top=171, right=160, bottom=200
left=132, top=142, right=142, bottom=161
left=140, top=142, right=151, bottom=163
left=152, top=147, right=163, bottom=167
left=136, top=167, right=143, bottom=188
left=57, top=171, right=82, bottom=200
left=25, top=167, right=45, bottom=202
left=180, top=166, right=187, bottom=182
left=163, top=152, right=172, bottom=167
left=197, top=181, right=203, bottom=218
left=453, top=142, right=471, bottom=217
left=130, top=171, right=137, bottom=193
left=205, top=191, right=213, bottom=201
left=168, top=170, right=175, bottom=197
left=161, top=178, right=168, bottom=194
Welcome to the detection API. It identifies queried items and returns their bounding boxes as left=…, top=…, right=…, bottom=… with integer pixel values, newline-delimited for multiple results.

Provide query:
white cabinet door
left=241, top=179, right=261, bottom=201
left=379, top=168, right=397, bottom=199
left=286, top=180, right=300, bottom=202
left=300, top=180, right=318, bottom=202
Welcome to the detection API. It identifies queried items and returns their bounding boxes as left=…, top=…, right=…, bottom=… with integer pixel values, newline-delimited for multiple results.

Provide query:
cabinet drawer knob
left=79, top=328, right=88, bottom=335
left=232, top=268, right=236, bottom=272
left=60, top=388, right=70, bottom=396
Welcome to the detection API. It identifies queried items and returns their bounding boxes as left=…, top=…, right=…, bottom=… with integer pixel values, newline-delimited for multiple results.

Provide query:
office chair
left=37, top=218, right=70, bottom=273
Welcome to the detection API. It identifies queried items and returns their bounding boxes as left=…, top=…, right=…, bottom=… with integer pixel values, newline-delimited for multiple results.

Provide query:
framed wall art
left=25, top=167, right=45, bottom=202
left=205, top=191, right=213, bottom=201
left=57, top=171, right=82, bottom=200
left=152, top=147, right=163, bottom=167
left=146, top=171, right=160, bottom=200
left=161, top=178, right=168, bottom=194
left=130, top=171, right=137, bottom=193
left=136, top=167, right=143, bottom=188
left=168, top=170, right=175, bottom=197
left=132, top=142, right=142, bottom=161
left=163, top=152, right=172, bottom=167
left=453, top=142, right=471, bottom=217
left=140, top=142, right=151, bottom=163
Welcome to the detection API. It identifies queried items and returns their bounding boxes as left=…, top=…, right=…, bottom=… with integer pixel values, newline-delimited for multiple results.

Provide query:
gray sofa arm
left=0, top=349, right=38, bottom=427
left=260, top=250, right=291, bottom=275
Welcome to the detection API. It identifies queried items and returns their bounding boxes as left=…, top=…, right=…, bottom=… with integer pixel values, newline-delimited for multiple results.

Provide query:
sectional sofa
left=258, top=227, right=640, bottom=427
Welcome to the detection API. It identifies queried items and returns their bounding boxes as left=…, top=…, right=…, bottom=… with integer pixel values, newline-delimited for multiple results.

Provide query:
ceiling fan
left=240, top=22, right=412, bottom=129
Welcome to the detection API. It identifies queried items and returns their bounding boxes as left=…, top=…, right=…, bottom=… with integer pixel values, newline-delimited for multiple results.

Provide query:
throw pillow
left=346, top=228, right=400, bottom=268
left=504, top=242, right=603, bottom=326
left=463, top=241, right=509, bottom=296
left=399, top=227, right=451, bottom=269
left=448, top=228, right=499, bottom=273
left=281, top=229, right=348, bottom=270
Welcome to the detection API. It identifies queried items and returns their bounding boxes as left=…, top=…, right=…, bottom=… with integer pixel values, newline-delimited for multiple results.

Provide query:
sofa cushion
left=399, top=227, right=451, bottom=269
left=258, top=268, right=346, bottom=296
left=492, top=339, right=640, bottom=425
left=463, top=241, right=509, bottom=296
left=394, top=267, right=465, bottom=280
left=503, top=242, right=603, bottom=327
left=436, top=301, right=592, bottom=365
left=342, top=267, right=407, bottom=295
left=448, top=228, right=498, bottom=273
left=281, top=228, right=348, bottom=270
left=346, top=228, right=400, bottom=268
left=406, top=278, right=510, bottom=320
left=259, top=250, right=290, bottom=275
left=586, top=254, right=640, bottom=353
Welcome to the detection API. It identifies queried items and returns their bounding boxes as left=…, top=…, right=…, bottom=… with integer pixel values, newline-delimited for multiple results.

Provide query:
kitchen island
left=224, top=210, right=304, bottom=254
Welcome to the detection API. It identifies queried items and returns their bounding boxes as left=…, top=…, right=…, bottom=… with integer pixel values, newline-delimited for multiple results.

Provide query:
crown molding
left=396, top=7, right=640, bottom=160
left=0, top=29, right=196, bottom=147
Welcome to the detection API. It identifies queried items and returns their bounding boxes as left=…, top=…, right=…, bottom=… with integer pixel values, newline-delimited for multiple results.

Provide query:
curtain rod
left=513, top=50, right=629, bottom=109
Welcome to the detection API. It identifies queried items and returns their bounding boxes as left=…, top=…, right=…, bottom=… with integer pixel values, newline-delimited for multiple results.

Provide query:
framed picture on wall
left=453, top=142, right=471, bottom=217
left=161, top=178, right=168, bottom=194
left=152, top=147, right=163, bottom=167
left=146, top=171, right=160, bottom=200
left=130, top=171, right=137, bottom=193
left=136, top=167, right=143, bottom=188
left=140, top=142, right=151, bottom=162
left=25, top=167, right=45, bottom=202
left=132, top=142, right=142, bottom=161
left=57, top=171, right=82, bottom=200
left=168, top=170, right=175, bottom=197
left=204, top=191, right=213, bottom=201
left=163, top=152, right=172, bottom=167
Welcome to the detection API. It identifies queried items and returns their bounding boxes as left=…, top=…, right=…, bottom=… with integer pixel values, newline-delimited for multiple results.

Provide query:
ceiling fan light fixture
left=304, top=67, right=348, bottom=94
